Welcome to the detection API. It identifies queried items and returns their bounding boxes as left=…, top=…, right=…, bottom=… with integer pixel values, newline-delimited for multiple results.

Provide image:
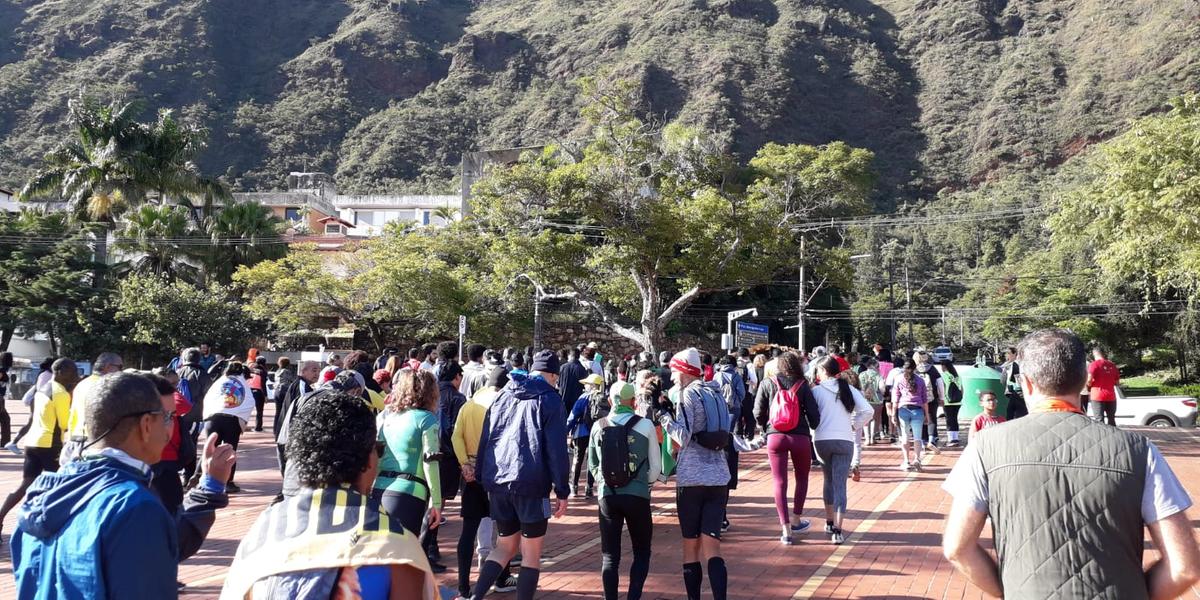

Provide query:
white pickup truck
left=1112, top=386, right=1198, bottom=428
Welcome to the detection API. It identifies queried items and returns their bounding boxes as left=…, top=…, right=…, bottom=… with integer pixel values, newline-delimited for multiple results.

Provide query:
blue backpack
left=681, top=384, right=731, bottom=451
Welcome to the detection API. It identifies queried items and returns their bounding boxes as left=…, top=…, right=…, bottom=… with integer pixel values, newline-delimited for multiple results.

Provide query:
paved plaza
left=2, top=397, right=1197, bottom=599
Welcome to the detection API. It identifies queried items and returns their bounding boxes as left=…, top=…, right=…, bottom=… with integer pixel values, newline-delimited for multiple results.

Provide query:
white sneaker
left=5, top=443, right=22, bottom=455
left=831, top=529, right=845, bottom=545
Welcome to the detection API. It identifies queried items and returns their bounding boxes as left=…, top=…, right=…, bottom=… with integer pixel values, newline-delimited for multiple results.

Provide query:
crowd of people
left=0, top=329, right=1196, bottom=599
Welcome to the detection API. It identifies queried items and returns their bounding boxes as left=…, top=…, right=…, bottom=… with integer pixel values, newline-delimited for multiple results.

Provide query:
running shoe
left=901, top=462, right=912, bottom=471
left=225, top=482, right=242, bottom=493
left=721, top=519, right=730, bottom=532
left=790, top=519, right=811, bottom=533
left=824, top=522, right=834, bottom=534
left=831, top=529, right=845, bottom=545
left=925, top=441, right=941, bottom=455
left=945, top=440, right=960, bottom=448
left=4, top=442, right=21, bottom=455
left=850, top=466, right=861, bottom=482
left=781, top=533, right=794, bottom=545
left=493, top=574, right=519, bottom=593
left=428, top=560, right=447, bottom=574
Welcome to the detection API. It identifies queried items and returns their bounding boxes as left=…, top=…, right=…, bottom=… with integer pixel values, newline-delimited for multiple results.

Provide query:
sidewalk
left=2, top=397, right=1198, bottom=598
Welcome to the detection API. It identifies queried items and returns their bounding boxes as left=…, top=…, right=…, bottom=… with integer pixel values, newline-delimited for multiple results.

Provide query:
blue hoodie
left=12, top=455, right=226, bottom=599
left=477, top=372, right=570, bottom=499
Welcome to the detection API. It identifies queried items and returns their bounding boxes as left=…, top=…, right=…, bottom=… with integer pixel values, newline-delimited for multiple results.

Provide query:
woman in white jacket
left=811, top=356, right=873, bottom=545
left=202, top=361, right=253, bottom=492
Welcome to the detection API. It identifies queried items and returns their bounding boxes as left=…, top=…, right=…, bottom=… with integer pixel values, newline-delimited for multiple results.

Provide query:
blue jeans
left=897, top=406, right=924, bottom=442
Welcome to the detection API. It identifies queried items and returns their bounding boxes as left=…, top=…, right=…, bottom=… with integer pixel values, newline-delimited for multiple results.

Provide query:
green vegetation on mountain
left=1, top=0, right=1196, bottom=201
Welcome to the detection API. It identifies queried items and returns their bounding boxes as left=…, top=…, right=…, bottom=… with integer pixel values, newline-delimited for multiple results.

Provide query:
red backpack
left=769, top=377, right=804, bottom=431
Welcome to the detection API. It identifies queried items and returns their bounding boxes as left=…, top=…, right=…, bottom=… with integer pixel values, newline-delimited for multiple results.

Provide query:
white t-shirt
left=811, top=379, right=874, bottom=442
left=943, top=436, right=1192, bottom=524
left=202, top=375, right=253, bottom=422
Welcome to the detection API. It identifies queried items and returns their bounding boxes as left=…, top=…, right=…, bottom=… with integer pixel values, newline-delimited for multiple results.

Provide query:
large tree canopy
left=471, top=79, right=875, bottom=352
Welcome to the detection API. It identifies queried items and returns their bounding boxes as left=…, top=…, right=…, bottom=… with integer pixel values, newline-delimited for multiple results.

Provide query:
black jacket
left=557, top=360, right=590, bottom=412
left=177, top=363, right=212, bottom=424
left=273, top=378, right=311, bottom=441
left=754, top=376, right=821, bottom=437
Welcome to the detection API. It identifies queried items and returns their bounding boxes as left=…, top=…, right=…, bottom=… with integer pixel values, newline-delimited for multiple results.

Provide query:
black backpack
left=598, top=414, right=645, bottom=489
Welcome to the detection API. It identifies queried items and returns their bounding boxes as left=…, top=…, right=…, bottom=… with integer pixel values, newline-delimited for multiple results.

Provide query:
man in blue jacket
left=472, top=349, right=571, bottom=600
left=11, top=372, right=234, bottom=599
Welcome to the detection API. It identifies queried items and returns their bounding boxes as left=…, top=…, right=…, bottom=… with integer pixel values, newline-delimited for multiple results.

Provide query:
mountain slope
left=0, top=0, right=1195, bottom=200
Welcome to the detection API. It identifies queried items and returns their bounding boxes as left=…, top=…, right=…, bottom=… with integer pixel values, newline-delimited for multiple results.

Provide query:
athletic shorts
left=676, top=485, right=729, bottom=539
left=23, top=447, right=60, bottom=480
left=461, top=480, right=490, bottom=521
left=489, top=490, right=551, bottom=538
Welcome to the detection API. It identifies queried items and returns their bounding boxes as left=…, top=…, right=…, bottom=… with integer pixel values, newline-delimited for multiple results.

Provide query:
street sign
left=735, top=321, right=769, bottom=349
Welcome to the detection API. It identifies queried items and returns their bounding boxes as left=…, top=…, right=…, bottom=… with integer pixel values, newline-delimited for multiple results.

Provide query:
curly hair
left=391, top=368, right=439, bottom=413
left=776, top=351, right=806, bottom=380
left=287, top=390, right=377, bottom=488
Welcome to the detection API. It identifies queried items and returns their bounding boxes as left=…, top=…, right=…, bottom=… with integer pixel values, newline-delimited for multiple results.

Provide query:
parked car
left=931, top=346, right=954, bottom=363
left=1113, top=386, right=1198, bottom=428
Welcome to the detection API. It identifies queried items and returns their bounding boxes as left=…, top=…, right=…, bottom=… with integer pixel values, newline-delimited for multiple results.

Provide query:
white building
left=234, top=173, right=462, bottom=240
left=0, top=186, right=17, bottom=212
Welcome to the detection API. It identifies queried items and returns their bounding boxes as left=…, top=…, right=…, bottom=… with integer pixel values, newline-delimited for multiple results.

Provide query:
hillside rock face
left=0, top=0, right=1196, bottom=200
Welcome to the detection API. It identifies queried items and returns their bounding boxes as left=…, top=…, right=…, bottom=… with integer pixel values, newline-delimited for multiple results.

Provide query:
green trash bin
left=959, top=361, right=1008, bottom=421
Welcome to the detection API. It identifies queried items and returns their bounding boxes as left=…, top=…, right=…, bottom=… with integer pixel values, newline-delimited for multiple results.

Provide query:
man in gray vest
left=942, top=329, right=1199, bottom=599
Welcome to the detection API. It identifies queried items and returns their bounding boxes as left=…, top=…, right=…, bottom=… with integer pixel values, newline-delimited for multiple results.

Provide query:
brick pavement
left=1, top=396, right=1198, bottom=599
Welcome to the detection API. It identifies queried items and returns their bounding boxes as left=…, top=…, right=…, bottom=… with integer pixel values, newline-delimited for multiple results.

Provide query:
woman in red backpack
left=753, top=351, right=822, bottom=545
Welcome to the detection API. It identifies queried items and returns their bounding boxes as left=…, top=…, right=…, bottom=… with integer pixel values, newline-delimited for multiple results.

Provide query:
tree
left=1050, top=93, right=1200, bottom=375
left=0, top=211, right=103, bottom=354
left=471, top=79, right=874, bottom=352
left=18, top=95, right=230, bottom=269
left=234, top=237, right=471, bottom=351
left=116, top=204, right=198, bottom=281
left=197, top=200, right=286, bottom=285
left=113, top=274, right=264, bottom=366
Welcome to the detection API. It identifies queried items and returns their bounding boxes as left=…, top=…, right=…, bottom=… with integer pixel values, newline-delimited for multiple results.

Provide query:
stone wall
left=541, top=322, right=722, bottom=357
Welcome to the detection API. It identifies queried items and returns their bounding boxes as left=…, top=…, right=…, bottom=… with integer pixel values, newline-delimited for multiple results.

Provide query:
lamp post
left=726, top=308, right=759, bottom=351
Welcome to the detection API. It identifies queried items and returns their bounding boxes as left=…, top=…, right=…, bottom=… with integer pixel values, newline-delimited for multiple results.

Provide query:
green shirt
left=587, top=405, right=662, bottom=500
left=374, top=408, right=442, bottom=507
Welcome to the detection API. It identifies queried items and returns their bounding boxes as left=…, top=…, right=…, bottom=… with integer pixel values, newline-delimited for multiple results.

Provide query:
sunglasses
left=121, top=409, right=174, bottom=426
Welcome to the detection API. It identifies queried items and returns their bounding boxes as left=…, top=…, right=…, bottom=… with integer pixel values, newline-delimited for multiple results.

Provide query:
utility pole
left=889, top=280, right=897, bottom=350
left=905, top=265, right=913, bottom=344
left=959, top=313, right=965, bottom=348
left=941, top=307, right=947, bottom=344
left=798, top=235, right=806, bottom=351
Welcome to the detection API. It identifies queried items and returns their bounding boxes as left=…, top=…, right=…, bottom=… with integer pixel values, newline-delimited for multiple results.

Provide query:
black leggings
left=572, top=436, right=593, bottom=492
left=943, top=404, right=960, bottom=433
left=0, top=401, right=10, bottom=447
left=374, top=488, right=427, bottom=535
left=251, top=389, right=266, bottom=430
left=737, top=396, right=755, bottom=438
left=599, top=495, right=653, bottom=600
left=204, top=414, right=242, bottom=484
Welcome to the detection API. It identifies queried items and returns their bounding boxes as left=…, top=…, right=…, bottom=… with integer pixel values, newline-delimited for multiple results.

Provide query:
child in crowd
left=971, top=391, right=1006, bottom=434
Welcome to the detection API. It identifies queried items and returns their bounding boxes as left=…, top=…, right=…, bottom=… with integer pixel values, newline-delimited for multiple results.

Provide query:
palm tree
left=199, top=200, right=285, bottom=285
left=116, top=204, right=199, bottom=282
left=18, top=96, right=227, bottom=271
left=432, top=206, right=460, bottom=225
